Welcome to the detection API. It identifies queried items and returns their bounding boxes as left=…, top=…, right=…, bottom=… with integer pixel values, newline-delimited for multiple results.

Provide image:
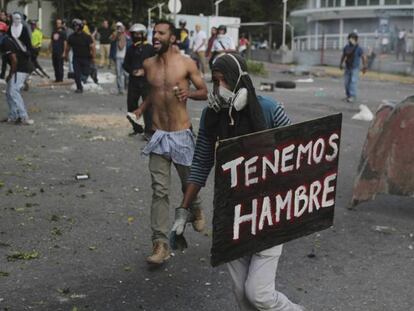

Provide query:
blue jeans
left=6, top=72, right=29, bottom=121
left=344, top=68, right=359, bottom=98
left=115, top=58, right=125, bottom=92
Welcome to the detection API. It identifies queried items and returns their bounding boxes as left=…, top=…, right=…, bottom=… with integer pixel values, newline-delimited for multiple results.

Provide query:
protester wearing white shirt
left=211, top=25, right=236, bottom=66
left=192, top=24, right=207, bottom=75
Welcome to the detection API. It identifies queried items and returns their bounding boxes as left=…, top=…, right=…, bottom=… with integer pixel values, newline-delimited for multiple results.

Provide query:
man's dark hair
left=154, top=19, right=176, bottom=35
left=348, top=32, right=358, bottom=40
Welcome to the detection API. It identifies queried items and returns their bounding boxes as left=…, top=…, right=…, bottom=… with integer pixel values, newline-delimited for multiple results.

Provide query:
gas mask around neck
left=207, top=54, right=248, bottom=125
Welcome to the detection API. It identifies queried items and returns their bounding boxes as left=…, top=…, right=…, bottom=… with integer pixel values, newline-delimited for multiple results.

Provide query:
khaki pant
left=194, top=51, right=206, bottom=74
left=149, top=153, right=202, bottom=243
left=99, top=43, right=111, bottom=67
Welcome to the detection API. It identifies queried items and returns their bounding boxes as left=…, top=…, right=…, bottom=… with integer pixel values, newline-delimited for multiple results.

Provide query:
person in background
left=49, top=18, right=67, bottom=82
left=29, top=20, right=49, bottom=78
left=176, top=18, right=190, bottom=55
left=65, top=18, right=96, bottom=93
left=63, top=19, right=75, bottom=79
left=206, top=26, right=217, bottom=70
left=238, top=33, right=249, bottom=58
left=97, top=19, right=112, bottom=68
left=396, top=28, right=406, bottom=61
left=112, top=21, right=127, bottom=95
left=210, top=25, right=235, bottom=66
left=191, top=24, right=207, bottom=77
left=0, top=21, right=34, bottom=125
left=339, top=32, right=367, bottom=103
left=123, top=23, right=155, bottom=137
left=82, top=19, right=91, bottom=35
left=0, top=10, right=9, bottom=79
left=406, top=30, right=413, bottom=54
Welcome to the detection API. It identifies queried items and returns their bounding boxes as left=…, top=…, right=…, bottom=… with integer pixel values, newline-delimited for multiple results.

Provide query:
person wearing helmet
left=0, top=21, right=34, bottom=125
left=49, top=18, right=67, bottom=82
left=339, top=32, right=367, bottom=103
left=172, top=53, right=306, bottom=311
left=210, top=24, right=235, bottom=67
left=65, top=18, right=96, bottom=93
left=123, top=23, right=155, bottom=136
left=177, top=18, right=190, bottom=54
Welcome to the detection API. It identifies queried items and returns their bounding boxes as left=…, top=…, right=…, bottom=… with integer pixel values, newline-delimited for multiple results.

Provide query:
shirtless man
left=134, top=20, right=208, bottom=265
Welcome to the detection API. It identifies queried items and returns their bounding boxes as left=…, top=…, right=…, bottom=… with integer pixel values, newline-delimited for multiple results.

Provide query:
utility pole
left=282, top=0, right=288, bottom=49
left=148, top=5, right=157, bottom=29
left=158, top=3, right=165, bottom=20
left=215, top=0, right=224, bottom=16
left=38, top=0, right=42, bottom=29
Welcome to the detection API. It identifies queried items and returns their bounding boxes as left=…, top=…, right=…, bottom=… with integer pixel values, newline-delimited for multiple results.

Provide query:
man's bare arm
left=134, top=97, right=151, bottom=118
left=187, top=58, right=207, bottom=100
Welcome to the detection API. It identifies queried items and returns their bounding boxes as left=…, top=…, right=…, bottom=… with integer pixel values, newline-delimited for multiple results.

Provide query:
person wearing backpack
left=0, top=21, right=34, bottom=125
left=210, top=25, right=236, bottom=70
left=339, top=32, right=367, bottom=103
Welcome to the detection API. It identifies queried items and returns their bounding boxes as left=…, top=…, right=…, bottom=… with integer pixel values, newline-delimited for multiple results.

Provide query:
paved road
left=0, top=63, right=413, bottom=311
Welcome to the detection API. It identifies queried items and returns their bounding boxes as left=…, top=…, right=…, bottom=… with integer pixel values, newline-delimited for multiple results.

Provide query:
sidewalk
left=261, top=59, right=414, bottom=85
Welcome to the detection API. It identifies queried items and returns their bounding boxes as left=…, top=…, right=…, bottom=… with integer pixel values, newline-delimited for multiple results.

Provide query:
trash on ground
left=371, top=225, right=396, bottom=234
left=75, top=174, right=90, bottom=181
left=259, top=82, right=274, bottom=91
left=295, top=78, right=314, bottom=83
left=352, top=104, right=374, bottom=121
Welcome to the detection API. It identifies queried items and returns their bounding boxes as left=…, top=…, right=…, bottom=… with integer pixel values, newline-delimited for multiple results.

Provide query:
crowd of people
left=0, top=11, right=309, bottom=309
left=0, top=10, right=253, bottom=128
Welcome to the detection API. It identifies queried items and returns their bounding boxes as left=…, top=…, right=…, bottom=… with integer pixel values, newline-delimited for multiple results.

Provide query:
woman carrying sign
left=171, top=53, right=306, bottom=311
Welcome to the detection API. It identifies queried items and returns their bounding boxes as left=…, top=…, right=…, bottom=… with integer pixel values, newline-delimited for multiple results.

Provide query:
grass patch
left=7, top=250, right=39, bottom=261
left=247, top=60, right=267, bottom=76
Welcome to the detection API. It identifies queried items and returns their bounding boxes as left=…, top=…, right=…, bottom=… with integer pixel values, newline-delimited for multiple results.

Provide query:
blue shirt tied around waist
left=142, top=129, right=196, bottom=167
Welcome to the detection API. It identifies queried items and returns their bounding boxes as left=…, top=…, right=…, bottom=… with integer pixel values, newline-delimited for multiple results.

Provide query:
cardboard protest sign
left=211, top=114, right=342, bottom=267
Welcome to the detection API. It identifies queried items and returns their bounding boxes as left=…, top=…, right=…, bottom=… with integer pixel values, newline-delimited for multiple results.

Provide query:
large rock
left=351, top=96, right=414, bottom=207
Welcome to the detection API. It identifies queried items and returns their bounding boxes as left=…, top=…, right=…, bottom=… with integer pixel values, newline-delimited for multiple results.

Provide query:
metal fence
left=294, top=33, right=384, bottom=51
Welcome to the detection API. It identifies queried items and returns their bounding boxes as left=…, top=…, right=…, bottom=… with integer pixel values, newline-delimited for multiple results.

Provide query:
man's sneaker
left=20, top=118, right=34, bottom=125
left=347, top=97, right=355, bottom=103
left=146, top=241, right=170, bottom=265
left=191, top=207, right=206, bottom=232
left=126, top=112, right=144, bottom=134
left=75, top=89, right=83, bottom=94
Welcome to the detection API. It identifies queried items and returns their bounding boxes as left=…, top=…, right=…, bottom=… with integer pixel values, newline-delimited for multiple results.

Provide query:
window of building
left=399, top=0, right=412, bottom=4
left=321, top=0, right=341, bottom=7
left=384, top=0, right=397, bottom=4
left=358, top=0, right=368, bottom=5
left=346, top=0, right=355, bottom=6
left=369, top=0, right=380, bottom=5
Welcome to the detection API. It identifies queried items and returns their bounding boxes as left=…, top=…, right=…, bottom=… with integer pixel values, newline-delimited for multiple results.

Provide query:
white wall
left=169, top=14, right=241, bottom=46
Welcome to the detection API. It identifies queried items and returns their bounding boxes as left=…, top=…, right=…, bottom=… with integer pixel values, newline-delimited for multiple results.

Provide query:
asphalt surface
left=0, top=62, right=413, bottom=311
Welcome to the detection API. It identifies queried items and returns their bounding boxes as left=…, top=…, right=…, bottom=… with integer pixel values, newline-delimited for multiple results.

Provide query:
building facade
left=291, top=0, right=414, bottom=50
